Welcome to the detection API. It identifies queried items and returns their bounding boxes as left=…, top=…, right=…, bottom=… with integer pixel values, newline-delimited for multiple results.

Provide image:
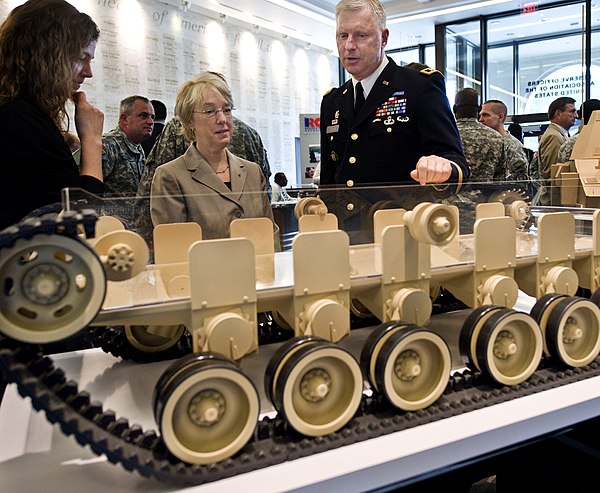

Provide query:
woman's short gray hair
left=175, top=71, right=234, bottom=141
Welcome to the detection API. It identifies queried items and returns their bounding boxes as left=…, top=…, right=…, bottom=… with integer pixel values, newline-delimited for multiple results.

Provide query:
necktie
left=355, top=81, right=365, bottom=114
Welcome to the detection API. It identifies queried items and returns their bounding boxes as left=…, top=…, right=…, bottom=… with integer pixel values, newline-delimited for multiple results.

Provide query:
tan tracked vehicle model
left=1, top=182, right=600, bottom=478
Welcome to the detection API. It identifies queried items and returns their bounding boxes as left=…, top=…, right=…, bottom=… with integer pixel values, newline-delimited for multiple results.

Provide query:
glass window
left=518, top=34, right=585, bottom=114
left=487, top=45, right=515, bottom=114
left=388, top=48, right=419, bottom=66
left=424, top=44, right=435, bottom=69
left=442, top=1, right=600, bottom=120
left=444, top=19, right=481, bottom=102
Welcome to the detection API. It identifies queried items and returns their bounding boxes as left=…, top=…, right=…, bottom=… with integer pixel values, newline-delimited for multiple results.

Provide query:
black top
left=0, top=98, right=104, bottom=229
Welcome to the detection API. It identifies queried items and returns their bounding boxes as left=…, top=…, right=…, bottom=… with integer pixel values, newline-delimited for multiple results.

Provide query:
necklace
left=215, top=164, right=230, bottom=174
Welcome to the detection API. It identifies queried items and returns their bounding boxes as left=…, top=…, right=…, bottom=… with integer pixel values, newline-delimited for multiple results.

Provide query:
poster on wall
left=299, top=114, right=320, bottom=186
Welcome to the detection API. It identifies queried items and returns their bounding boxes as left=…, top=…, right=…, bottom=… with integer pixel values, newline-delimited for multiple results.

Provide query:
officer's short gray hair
left=336, top=0, right=386, bottom=30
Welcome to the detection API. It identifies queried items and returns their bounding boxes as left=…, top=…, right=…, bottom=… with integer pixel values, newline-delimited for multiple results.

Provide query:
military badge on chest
left=374, top=92, right=409, bottom=125
left=327, top=109, right=340, bottom=134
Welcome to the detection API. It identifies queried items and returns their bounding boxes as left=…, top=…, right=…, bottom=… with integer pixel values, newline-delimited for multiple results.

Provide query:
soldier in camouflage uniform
left=479, top=100, right=528, bottom=180
left=102, top=95, right=155, bottom=228
left=451, top=89, right=506, bottom=232
left=135, top=115, right=271, bottom=251
left=558, top=134, right=577, bottom=166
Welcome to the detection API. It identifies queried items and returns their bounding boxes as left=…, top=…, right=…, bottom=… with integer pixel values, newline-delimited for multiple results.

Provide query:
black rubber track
left=2, top=211, right=600, bottom=486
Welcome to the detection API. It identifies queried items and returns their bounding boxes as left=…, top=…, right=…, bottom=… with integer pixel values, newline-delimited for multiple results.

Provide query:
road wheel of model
left=0, top=234, right=106, bottom=343
left=125, top=324, right=186, bottom=353
left=543, top=296, right=600, bottom=367
left=265, top=336, right=362, bottom=436
left=153, top=352, right=259, bottom=464
left=360, top=322, right=451, bottom=410
left=589, top=286, right=600, bottom=307
left=530, top=293, right=570, bottom=355
left=459, top=305, right=505, bottom=370
left=461, top=306, right=542, bottom=385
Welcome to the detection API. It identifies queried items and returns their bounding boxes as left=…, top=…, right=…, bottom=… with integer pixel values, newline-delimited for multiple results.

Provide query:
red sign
left=522, top=2, right=538, bottom=15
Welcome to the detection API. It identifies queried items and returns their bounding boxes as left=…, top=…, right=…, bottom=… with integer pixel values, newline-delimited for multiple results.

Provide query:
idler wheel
left=0, top=234, right=106, bottom=343
left=92, top=230, right=149, bottom=281
left=153, top=352, right=259, bottom=464
left=265, top=336, right=362, bottom=436
left=360, top=322, right=451, bottom=410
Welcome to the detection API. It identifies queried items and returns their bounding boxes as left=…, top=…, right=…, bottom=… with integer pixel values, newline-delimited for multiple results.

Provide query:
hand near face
left=410, top=155, right=452, bottom=185
left=73, top=91, right=104, bottom=141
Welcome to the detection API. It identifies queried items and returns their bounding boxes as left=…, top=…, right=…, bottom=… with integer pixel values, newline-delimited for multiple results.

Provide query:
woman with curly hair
left=0, top=0, right=104, bottom=229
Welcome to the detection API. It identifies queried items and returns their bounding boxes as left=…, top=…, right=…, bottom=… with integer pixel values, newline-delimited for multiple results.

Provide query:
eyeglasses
left=194, top=106, right=234, bottom=118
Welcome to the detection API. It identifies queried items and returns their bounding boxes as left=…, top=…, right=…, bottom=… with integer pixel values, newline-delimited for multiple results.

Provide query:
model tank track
left=87, top=325, right=193, bottom=363
left=3, top=212, right=600, bottom=486
left=87, top=312, right=293, bottom=364
left=2, top=333, right=600, bottom=486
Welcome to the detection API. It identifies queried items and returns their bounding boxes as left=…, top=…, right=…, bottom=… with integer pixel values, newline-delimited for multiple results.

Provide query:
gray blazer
left=151, top=144, right=279, bottom=246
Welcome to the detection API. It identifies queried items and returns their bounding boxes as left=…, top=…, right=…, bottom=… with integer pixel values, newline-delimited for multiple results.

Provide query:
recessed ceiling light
left=506, top=32, right=514, bottom=36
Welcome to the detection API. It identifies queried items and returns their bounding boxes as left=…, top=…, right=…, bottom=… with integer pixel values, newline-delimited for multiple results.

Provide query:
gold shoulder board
left=420, top=67, right=442, bottom=76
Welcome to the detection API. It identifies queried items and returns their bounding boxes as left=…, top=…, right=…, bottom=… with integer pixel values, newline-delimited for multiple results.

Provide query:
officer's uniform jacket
left=320, top=58, right=468, bottom=188
left=319, top=58, right=468, bottom=242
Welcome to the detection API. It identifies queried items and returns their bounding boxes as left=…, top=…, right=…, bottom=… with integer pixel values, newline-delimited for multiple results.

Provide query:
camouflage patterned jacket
left=451, top=118, right=506, bottom=233
left=102, top=126, right=146, bottom=196
left=502, top=132, right=529, bottom=180
left=456, top=118, right=504, bottom=182
left=101, top=126, right=146, bottom=228
left=558, top=133, right=578, bottom=167
left=135, top=116, right=271, bottom=248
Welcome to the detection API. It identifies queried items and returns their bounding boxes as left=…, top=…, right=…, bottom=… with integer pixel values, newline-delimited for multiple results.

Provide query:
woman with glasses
left=150, top=72, right=278, bottom=246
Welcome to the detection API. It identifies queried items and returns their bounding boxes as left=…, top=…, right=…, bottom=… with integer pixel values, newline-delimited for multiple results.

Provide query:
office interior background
left=0, top=0, right=596, bottom=178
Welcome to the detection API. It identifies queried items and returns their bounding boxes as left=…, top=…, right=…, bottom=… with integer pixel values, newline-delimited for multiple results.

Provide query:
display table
left=2, top=346, right=600, bottom=492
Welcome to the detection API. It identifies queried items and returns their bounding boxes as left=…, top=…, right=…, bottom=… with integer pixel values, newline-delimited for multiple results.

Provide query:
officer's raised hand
left=410, top=155, right=453, bottom=185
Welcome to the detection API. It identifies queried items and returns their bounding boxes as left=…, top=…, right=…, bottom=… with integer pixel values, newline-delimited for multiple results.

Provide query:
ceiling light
left=388, top=0, right=514, bottom=24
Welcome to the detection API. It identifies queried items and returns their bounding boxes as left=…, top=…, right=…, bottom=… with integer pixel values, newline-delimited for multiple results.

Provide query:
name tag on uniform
left=327, top=125, right=339, bottom=134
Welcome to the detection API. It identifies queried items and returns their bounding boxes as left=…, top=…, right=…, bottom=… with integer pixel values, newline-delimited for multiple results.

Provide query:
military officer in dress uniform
left=319, top=0, right=468, bottom=243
